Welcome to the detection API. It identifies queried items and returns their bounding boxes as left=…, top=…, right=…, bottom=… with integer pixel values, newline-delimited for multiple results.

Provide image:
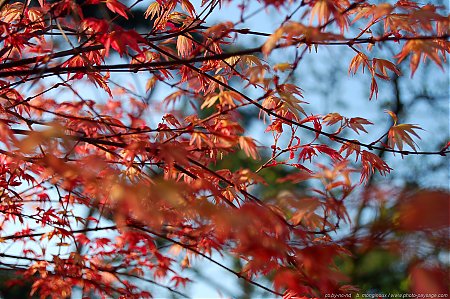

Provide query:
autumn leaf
left=239, top=136, right=259, bottom=159
left=299, top=146, right=317, bottom=162
left=278, top=91, right=307, bottom=117
left=346, top=117, right=373, bottom=134
left=310, top=0, right=333, bottom=25
left=396, top=39, right=449, bottom=76
left=201, top=93, right=220, bottom=109
left=360, top=150, right=392, bottom=183
left=262, top=28, right=283, bottom=56
left=314, top=144, right=343, bottom=161
left=0, top=2, right=24, bottom=23
left=145, top=76, right=158, bottom=92
left=163, top=113, right=181, bottom=127
left=262, top=22, right=343, bottom=56
left=290, top=197, right=321, bottom=226
left=352, top=3, right=394, bottom=23
left=372, top=58, right=401, bottom=79
left=369, top=76, right=379, bottom=100
left=171, top=275, right=192, bottom=287
left=323, top=113, right=343, bottom=126
left=265, top=120, right=284, bottom=133
left=310, top=0, right=349, bottom=31
left=180, top=0, right=196, bottom=16
left=388, top=123, right=422, bottom=151
left=144, top=1, right=162, bottom=19
left=348, top=52, right=370, bottom=75
left=339, top=140, right=361, bottom=160
left=208, top=91, right=245, bottom=108
left=105, top=0, right=129, bottom=19
left=177, top=34, right=194, bottom=57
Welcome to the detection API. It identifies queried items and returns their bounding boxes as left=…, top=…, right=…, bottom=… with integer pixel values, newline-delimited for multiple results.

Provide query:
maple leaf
left=265, top=120, right=284, bottom=133
left=105, top=0, right=129, bottom=19
left=244, top=64, right=270, bottom=85
left=144, top=1, right=162, bottom=19
left=369, top=76, right=379, bottom=100
left=239, top=136, right=259, bottom=159
left=352, top=3, right=394, bottom=23
left=290, top=197, right=321, bottom=226
left=278, top=91, right=307, bottom=117
left=396, top=40, right=449, bottom=76
left=262, top=22, right=343, bottom=55
left=299, top=146, right=317, bottom=162
left=202, top=91, right=245, bottom=109
left=360, top=150, right=392, bottom=183
left=163, top=113, right=181, bottom=127
left=385, top=109, right=398, bottom=124
left=323, top=113, right=344, bottom=126
left=0, top=2, right=24, bottom=23
left=177, top=34, right=194, bottom=57
left=315, top=144, right=343, bottom=161
left=349, top=52, right=371, bottom=75
left=171, top=276, right=192, bottom=288
left=388, top=123, right=422, bottom=151
left=88, top=72, right=112, bottom=96
left=189, top=132, right=213, bottom=149
left=201, top=93, right=220, bottom=109
left=372, top=58, right=402, bottom=79
left=346, top=117, right=373, bottom=134
left=339, top=140, right=361, bottom=160
left=110, top=29, right=144, bottom=56
left=310, top=0, right=349, bottom=32
left=180, top=0, right=196, bottom=16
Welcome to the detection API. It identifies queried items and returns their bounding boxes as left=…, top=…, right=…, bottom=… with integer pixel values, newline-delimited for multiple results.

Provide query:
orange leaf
left=348, top=52, right=370, bottom=75
left=388, top=123, right=422, bottom=151
left=144, top=2, right=162, bottom=19
left=373, top=58, right=402, bottom=79
left=177, top=34, right=194, bottom=57
left=239, top=136, right=259, bottom=159
left=323, top=113, right=343, bottom=126
left=346, top=117, right=373, bottom=134
left=360, top=150, right=392, bottom=183
left=396, top=40, right=448, bottom=77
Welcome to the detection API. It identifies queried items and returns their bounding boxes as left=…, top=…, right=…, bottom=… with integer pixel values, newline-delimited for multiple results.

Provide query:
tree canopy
left=0, top=0, right=448, bottom=298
